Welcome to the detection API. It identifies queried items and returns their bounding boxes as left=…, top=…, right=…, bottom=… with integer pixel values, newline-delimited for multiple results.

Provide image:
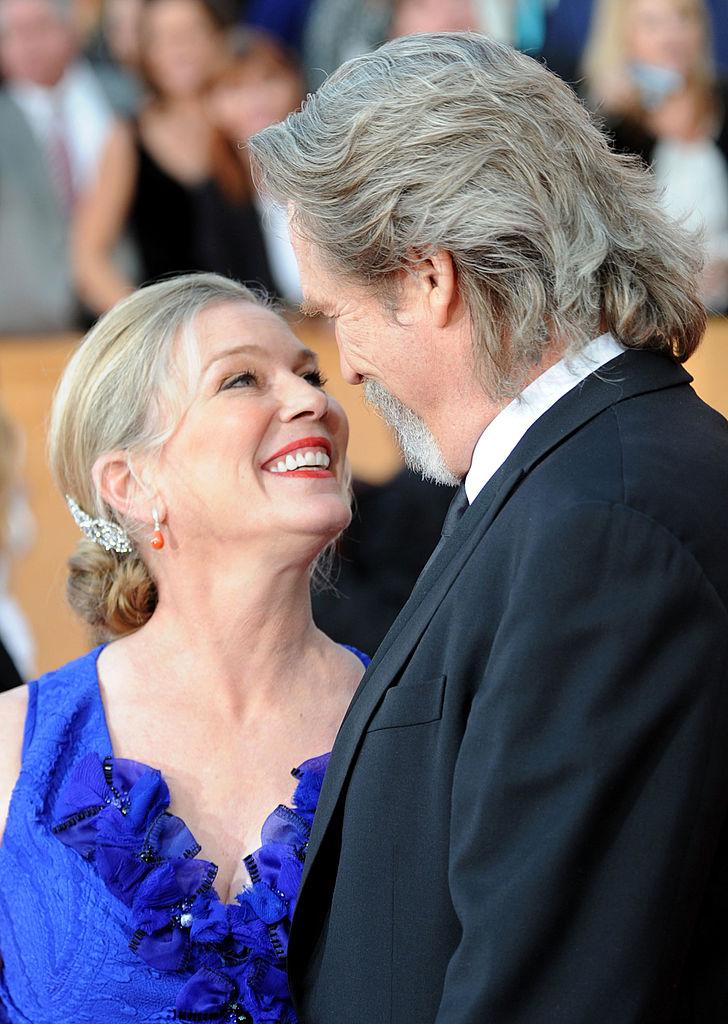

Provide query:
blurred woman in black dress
left=205, top=31, right=306, bottom=303
left=73, top=0, right=272, bottom=315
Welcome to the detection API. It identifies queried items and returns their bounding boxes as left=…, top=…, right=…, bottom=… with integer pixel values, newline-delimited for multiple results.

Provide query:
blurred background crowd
left=1, top=0, right=727, bottom=685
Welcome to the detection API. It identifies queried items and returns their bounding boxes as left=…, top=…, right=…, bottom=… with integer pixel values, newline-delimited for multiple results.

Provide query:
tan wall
left=1, top=317, right=726, bottom=675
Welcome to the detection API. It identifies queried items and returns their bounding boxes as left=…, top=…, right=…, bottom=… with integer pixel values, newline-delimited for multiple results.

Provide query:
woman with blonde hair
left=583, top=0, right=728, bottom=310
left=0, top=273, right=368, bottom=1023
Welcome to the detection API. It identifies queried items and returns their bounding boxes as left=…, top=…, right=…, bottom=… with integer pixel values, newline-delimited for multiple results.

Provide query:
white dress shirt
left=9, top=60, right=113, bottom=194
left=465, top=332, right=626, bottom=504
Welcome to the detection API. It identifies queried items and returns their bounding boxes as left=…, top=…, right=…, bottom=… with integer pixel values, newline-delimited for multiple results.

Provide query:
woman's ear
left=92, top=452, right=145, bottom=525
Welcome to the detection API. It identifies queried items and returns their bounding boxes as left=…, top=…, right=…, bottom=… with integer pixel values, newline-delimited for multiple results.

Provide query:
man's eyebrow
left=299, top=296, right=331, bottom=317
left=203, top=343, right=318, bottom=372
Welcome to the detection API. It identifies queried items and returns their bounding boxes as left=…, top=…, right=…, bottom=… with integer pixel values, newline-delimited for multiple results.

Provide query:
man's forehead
left=288, top=220, right=314, bottom=263
left=289, top=233, right=333, bottom=307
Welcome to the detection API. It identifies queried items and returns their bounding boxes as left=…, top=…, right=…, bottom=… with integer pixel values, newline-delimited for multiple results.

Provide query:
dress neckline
left=52, top=744, right=330, bottom=1023
left=30, top=641, right=369, bottom=1024
left=83, top=640, right=369, bottom=904
left=50, top=635, right=372, bottom=1024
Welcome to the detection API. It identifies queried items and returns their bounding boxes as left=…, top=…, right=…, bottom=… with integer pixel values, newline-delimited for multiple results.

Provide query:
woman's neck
left=117, top=555, right=328, bottom=715
left=147, top=94, right=208, bottom=121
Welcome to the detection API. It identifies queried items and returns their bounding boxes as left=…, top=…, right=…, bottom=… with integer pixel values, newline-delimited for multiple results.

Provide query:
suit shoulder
left=527, top=378, right=728, bottom=512
left=522, top=383, right=728, bottom=606
left=614, top=383, right=728, bottom=547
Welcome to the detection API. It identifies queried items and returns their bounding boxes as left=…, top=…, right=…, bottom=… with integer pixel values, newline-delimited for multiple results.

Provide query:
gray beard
left=364, top=380, right=460, bottom=486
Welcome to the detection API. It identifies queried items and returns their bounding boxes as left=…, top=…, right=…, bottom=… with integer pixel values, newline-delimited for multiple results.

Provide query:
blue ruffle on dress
left=0, top=643, right=369, bottom=1023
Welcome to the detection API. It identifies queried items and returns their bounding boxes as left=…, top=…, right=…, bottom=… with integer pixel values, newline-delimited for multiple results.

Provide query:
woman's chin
left=278, top=492, right=352, bottom=543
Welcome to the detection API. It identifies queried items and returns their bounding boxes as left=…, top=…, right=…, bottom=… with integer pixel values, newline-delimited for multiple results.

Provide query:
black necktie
left=419, top=483, right=469, bottom=577
left=439, top=483, right=470, bottom=538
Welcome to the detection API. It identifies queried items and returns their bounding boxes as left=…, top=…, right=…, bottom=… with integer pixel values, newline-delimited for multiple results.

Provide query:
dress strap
left=340, top=644, right=371, bottom=668
left=15, top=646, right=109, bottom=815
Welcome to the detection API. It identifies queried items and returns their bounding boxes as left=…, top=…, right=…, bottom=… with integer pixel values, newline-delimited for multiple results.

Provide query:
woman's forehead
left=192, top=301, right=313, bottom=366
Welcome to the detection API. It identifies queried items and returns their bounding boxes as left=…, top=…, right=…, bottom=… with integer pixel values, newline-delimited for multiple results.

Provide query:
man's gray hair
left=249, top=32, right=706, bottom=397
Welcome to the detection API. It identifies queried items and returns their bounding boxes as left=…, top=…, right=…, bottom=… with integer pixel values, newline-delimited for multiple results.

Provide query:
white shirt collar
left=464, top=332, right=626, bottom=504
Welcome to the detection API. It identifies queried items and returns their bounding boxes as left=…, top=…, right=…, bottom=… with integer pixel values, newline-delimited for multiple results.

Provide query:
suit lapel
left=0, top=92, right=61, bottom=221
left=302, top=351, right=692, bottom=889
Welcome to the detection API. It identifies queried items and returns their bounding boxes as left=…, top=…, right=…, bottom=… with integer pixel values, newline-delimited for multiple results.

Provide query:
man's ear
left=92, top=452, right=148, bottom=526
left=400, top=250, right=458, bottom=329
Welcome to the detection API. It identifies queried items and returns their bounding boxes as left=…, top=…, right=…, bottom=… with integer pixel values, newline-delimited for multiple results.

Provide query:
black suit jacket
left=289, top=350, right=728, bottom=1023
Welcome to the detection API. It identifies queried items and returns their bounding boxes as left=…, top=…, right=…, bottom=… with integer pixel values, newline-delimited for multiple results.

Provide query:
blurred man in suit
left=0, top=0, right=113, bottom=333
left=251, top=33, right=728, bottom=1023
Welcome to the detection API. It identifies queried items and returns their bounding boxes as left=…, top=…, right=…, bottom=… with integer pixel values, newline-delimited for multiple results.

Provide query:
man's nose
left=337, top=344, right=363, bottom=386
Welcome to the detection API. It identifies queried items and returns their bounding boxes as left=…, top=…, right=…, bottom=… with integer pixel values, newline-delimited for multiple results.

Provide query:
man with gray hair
left=251, top=33, right=728, bottom=1023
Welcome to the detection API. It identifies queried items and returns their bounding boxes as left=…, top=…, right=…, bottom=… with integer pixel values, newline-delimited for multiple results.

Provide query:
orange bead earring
left=150, top=508, right=164, bottom=550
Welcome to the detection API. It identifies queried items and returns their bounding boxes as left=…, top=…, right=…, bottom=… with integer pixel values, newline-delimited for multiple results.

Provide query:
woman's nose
left=278, top=376, right=329, bottom=422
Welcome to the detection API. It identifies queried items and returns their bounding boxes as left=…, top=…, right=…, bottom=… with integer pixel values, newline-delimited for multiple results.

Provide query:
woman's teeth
left=269, top=450, right=331, bottom=473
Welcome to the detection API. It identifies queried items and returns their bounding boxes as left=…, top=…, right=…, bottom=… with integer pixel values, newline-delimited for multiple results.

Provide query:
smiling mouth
left=262, top=436, right=334, bottom=478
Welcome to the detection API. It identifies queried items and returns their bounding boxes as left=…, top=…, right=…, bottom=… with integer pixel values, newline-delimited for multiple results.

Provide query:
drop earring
left=150, top=508, right=164, bottom=550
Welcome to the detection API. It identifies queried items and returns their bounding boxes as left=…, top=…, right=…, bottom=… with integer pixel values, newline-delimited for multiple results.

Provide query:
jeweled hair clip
left=65, top=496, right=133, bottom=555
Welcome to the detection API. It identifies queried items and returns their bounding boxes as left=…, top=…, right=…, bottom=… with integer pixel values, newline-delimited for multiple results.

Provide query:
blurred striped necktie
left=46, top=96, right=76, bottom=217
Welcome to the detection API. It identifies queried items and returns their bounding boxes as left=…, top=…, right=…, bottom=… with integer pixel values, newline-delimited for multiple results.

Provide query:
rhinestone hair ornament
left=65, top=496, right=133, bottom=555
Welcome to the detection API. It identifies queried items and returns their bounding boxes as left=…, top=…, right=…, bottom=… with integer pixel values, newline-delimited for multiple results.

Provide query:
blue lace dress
left=0, top=643, right=369, bottom=1024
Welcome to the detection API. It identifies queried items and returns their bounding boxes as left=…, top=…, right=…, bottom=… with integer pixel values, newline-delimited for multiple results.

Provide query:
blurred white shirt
left=9, top=59, right=113, bottom=193
left=654, top=137, right=728, bottom=309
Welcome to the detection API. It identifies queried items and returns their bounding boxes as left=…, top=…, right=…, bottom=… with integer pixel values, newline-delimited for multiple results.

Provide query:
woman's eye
left=304, top=369, right=328, bottom=388
left=221, top=370, right=259, bottom=390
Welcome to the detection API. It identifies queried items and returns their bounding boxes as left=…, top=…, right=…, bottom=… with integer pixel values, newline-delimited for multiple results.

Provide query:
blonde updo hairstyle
left=49, top=274, right=268, bottom=641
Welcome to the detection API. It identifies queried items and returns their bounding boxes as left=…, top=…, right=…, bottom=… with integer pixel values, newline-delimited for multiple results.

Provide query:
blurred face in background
left=103, top=0, right=143, bottom=70
left=140, top=0, right=228, bottom=99
left=207, top=40, right=303, bottom=142
left=391, top=0, right=479, bottom=37
left=625, top=0, right=706, bottom=76
left=0, top=0, right=77, bottom=87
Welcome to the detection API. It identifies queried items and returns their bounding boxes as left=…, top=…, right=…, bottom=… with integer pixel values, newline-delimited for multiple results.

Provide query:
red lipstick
left=262, top=435, right=332, bottom=468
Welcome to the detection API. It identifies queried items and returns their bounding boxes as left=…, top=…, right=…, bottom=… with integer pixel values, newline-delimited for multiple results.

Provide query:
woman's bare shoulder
left=0, top=683, right=29, bottom=844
